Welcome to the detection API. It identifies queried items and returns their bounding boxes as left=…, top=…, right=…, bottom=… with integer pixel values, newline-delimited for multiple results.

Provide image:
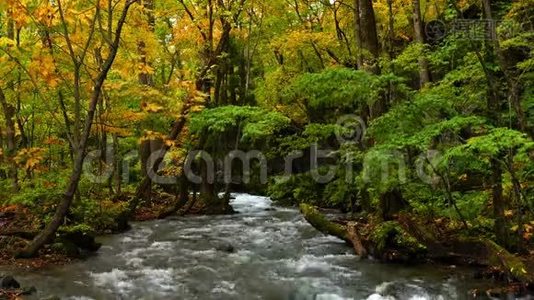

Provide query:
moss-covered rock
left=56, top=225, right=101, bottom=255
left=50, top=241, right=80, bottom=257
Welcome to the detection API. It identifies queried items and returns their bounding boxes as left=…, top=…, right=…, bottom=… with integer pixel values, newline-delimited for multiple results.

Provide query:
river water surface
left=6, top=194, right=499, bottom=299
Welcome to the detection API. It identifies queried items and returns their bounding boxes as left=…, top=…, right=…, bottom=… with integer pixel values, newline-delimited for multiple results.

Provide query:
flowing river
left=6, top=194, right=499, bottom=299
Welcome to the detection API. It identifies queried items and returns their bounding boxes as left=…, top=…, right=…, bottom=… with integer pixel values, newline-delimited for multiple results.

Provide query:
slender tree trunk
left=387, top=0, right=395, bottom=59
left=491, top=158, right=508, bottom=248
left=0, top=89, right=18, bottom=192
left=138, top=0, right=155, bottom=86
left=413, top=0, right=431, bottom=87
left=2, top=13, right=19, bottom=191
left=481, top=0, right=530, bottom=137
left=136, top=0, right=156, bottom=202
left=353, top=0, right=363, bottom=69
left=18, top=1, right=136, bottom=258
left=113, top=134, right=122, bottom=195
left=480, top=0, right=509, bottom=249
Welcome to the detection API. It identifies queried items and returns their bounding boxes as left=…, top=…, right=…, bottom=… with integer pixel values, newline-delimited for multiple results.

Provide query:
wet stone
left=0, top=276, right=20, bottom=289
left=214, top=241, right=235, bottom=253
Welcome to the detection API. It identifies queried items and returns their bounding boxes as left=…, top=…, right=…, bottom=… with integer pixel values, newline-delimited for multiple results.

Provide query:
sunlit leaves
left=14, top=148, right=46, bottom=173
left=189, top=105, right=291, bottom=142
left=29, top=52, right=58, bottom=88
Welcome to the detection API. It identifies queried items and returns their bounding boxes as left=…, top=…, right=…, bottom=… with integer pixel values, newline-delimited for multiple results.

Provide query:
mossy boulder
left=54, top=224, right=101, bottom=256
left=51, top=241, right=80, bottom=257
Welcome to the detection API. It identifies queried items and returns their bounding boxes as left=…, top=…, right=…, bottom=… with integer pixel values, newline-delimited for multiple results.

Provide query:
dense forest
left=0, top=0, right=533, bottom=298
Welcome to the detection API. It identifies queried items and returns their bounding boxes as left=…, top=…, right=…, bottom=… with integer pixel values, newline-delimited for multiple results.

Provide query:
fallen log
left=299, top=204, right=368, bottom=258
left=398, top=214, right=534, bottom=283
left=0, top=230, right=38, bottom=240
left=347, top=222, right=368, bottom=257
left=299, top=204, right=349, bottom=242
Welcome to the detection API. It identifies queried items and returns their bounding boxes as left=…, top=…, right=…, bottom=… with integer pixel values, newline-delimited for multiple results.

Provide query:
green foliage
left=3, top=171, right=66, bottom=206
left=291, top=68, right=376, bottom=110
left=267, top=173, right=325, bottom=206
left=371, top=221, right=426, bottom=254
left=189, top=105, right=291, bottom=143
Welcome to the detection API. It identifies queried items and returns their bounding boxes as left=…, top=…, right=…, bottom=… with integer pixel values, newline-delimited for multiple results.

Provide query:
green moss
left=59, top=224, right=95, bottom=235
left=483, top=239, right=533, bottom=283
left=371, top=221, right=426, bottom=255
left=51, top=241, right=79, bottom=257
left=299, top=204, right=348, bottom=242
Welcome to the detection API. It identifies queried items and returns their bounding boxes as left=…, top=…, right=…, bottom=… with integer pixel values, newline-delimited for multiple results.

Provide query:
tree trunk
left=125, top=98, right=193, bottom=220
left=353, top=0, right=363, bottom=69
left=481, top=0, right=531, bottom=137
left=113, top=134, right=122, bottom=195
left=138, top=0, right=155, bottom=86
left=300, top=204, right=351, bottom=243
left=0, top=88, right=19, bottom=192
left=358, top=0, right=385, bottom=119
left=2, top=14, right=19, bottom=192
left=386, top=0, right=395, bottom=59
left=359, top=0, right=380, bottom=73
left=157, top=174, right=190, bottom=219
left=479, top=0, right=509, bottom=249
left=347, top=222, right=368, bottom=257
left=491, top=158, right=508, bottom=248
left=413, top=0, right=431, bottom=87
left=299, top=204, right=369, bottom=258
left=17, top=1, right=136, bottom=258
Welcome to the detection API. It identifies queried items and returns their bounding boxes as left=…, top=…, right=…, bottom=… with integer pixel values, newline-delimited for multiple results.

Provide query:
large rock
left=58, top=229, right=102, bottom=253
left=214, top=241, right=235, bottom=253
left=21, top=286, right=37, bottom=295
left=0, top=276, right=20, bottom=289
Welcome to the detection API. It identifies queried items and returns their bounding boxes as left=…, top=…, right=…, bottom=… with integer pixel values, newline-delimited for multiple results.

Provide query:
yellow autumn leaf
left=142, top=102, right=164, bottom=113
left=0, top=37, right=16, bottom=47
left=138, top=63, right=155, bottom=75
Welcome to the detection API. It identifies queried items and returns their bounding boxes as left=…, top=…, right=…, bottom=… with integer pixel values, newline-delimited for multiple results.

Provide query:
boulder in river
left=21, top=286, right=37, bottom=295
left=0, top=276, right=20, bottom=289
left=59, top=229, right=102, bottom=252
left=214, top=241, right=235, bottom=253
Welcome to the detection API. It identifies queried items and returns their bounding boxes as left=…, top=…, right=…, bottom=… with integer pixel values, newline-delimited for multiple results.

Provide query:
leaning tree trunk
left=123, top=98, right=193, bottom=222
left=17, top=1, right=136, bottom=258
left=299, top=204, right=368, bottom=258
left=157, top=174, right=190, bottom=219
